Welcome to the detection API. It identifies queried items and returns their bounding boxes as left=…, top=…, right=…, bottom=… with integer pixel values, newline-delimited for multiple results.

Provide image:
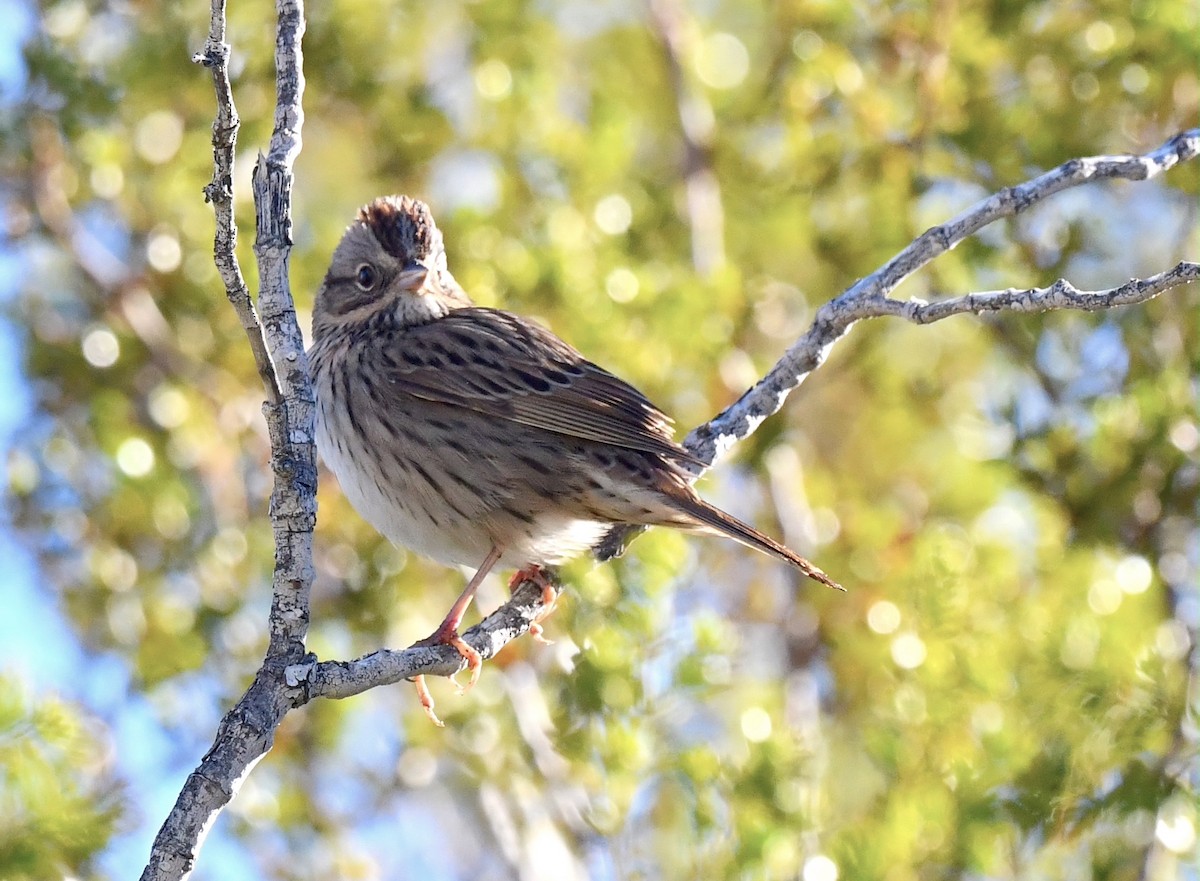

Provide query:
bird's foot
left=411, top=619, right=483, bottom=726
left=411, top=675, right=444, bottom=728
left=509, top=564, right=558, bottom=644
left=509, top=563, right=558, bottom=606
left=415, top=621, right=483, bottom=694
left=528, top=622, right=552, bottom=645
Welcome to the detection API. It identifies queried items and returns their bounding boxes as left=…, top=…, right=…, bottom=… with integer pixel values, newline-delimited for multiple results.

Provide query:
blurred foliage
left=1, top=0, right=1197, bottom=879
left=0, top=674, right=123, bottom=880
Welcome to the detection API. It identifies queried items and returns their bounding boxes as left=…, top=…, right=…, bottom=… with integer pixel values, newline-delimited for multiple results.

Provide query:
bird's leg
left=412, top=545, right=503, bottom=725
left=508, top=564, right=558, bottom=644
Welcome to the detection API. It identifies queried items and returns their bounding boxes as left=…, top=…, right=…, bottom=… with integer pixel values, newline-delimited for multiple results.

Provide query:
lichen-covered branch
left=191, top=0, right=279, bottom=403
left=683, top=128, right=1200, bottom=469
left=250, top=0, right=314, bottom=661
left=287, top=579, right=555, bottom=703
left=867, top=261, right=1200, bottom=324
left=595, top=129, right=1199, bottom=559
left=140, top=1, right=311, bottom=878
left=149, top=1, right=1198, bottom=869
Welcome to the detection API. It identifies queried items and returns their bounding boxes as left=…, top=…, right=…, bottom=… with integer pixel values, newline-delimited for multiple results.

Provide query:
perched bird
left=309, top=195, right=840, bottom=723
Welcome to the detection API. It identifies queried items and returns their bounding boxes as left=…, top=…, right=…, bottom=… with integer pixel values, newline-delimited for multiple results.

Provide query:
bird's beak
left=396, top=260, right=429, bottom=293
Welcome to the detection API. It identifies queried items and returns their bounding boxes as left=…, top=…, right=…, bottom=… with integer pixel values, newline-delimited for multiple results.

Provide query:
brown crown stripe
left=359, top=195, right=438, bottom=262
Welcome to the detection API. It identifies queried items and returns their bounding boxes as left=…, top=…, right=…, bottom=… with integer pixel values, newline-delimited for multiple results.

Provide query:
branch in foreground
left=250, top=0, right=314, bottom=665
left=869, top=260, right=1200, bottom=324
left=141, top=0, right=311, bottom=878
left=682, top=128, right=1200, bottom=470
left=300, top=134, right=1200, bottom=686
left=287, top=579, right=558, bottom=702
left=148, top=10, right=1199, bottom=868
left=191, top=1, right=278, bottom=404
left=596, top=129, right=1199, bottom=559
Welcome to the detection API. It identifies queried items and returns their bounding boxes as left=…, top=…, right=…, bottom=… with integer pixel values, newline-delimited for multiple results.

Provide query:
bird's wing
left=376, top=308, right=703, bottom=467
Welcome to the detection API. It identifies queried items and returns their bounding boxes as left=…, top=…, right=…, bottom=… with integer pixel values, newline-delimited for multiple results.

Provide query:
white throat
left=390, top=291, right=454, bottom=327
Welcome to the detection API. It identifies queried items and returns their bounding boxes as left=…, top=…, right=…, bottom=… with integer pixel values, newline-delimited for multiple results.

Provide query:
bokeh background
left=0, top=0, right=1197, bottom=879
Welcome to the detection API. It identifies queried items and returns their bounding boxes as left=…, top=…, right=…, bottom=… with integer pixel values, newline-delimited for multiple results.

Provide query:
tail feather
left=681, top=496, right=844, bottom=591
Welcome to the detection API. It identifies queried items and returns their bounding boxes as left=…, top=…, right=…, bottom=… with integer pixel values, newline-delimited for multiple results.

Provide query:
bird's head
left=313, top=195, right=472, bottom=339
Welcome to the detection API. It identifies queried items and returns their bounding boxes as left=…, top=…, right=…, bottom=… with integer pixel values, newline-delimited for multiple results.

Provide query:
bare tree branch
left=146, top=0, right=1198, bottom=868
left=867, top=261, right=1200, bottom=324
left=140, top=0, right=311, bottom=878
left=287, top=579, right=553, bottom=702
left=597, top=129, right=1199, bottom=558
left=191, top=2, right=279, bottom=403
left=682, top=128, right=1200, bottom=469
left=250, top=0, right=314, bottom=662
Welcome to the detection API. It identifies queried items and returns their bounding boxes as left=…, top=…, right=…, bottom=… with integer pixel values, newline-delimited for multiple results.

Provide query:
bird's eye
left=354, top=264, right=378, bottom=291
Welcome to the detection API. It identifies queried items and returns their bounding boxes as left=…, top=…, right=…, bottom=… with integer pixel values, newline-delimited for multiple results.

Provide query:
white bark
left=139, top=0, right=1199, bottom=875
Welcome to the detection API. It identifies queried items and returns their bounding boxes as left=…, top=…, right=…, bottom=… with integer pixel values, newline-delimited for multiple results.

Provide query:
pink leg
left=413, top=545, right=503, bottom=725
left=508, top=565, right=558, bottom=644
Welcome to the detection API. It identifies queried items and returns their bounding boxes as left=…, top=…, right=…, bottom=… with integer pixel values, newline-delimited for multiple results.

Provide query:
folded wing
left=376, top=308, right=703, bottom=469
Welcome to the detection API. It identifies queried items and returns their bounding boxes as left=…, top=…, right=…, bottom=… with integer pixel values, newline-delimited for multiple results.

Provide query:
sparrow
left=309, top=195, right=840, bottom=723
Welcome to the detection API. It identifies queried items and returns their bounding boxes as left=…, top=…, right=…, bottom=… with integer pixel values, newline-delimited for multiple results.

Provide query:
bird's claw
left=509, top=564, right=560, bottom=643
left=412, top=623, right=484, bottom=724
left=412, top=675, right=444, bottom=728
left=529, top=621, right=554, bottom=645
left=445, top=632, right=482, bottom=694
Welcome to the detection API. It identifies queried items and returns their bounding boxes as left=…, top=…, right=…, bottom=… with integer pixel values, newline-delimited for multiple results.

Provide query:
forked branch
left=140, top=0, right=1199, bottom=874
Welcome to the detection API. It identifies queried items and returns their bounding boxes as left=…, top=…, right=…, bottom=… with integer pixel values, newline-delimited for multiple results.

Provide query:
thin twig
left=594, top=129, right=1200, bottom=558
left=867, top=261, right=1200, bottom=324
left=191, top=0, right=279, bottom=403
left=682, top=128, right=1200, bottom=469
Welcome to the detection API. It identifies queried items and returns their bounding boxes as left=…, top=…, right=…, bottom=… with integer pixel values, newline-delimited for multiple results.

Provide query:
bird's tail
left=680, top=496, right=844, bottom=591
